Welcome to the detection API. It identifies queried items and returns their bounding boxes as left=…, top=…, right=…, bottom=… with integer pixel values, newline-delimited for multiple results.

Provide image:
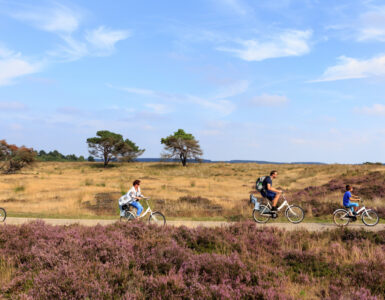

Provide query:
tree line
left=37, top=150, right=89, bottom=162
left=0, top=129, right=203, bottom=173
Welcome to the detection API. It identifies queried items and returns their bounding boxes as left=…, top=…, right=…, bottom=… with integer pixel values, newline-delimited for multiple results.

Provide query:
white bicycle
left=253, top=193, right=304, bottom=224
left=120, top=197, right=166, bottom=226
left=333, top=199, right=379, bottom=227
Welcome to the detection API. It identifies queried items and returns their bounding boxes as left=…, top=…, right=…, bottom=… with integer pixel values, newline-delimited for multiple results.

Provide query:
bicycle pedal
left=272, top=213, right=277, bottom=219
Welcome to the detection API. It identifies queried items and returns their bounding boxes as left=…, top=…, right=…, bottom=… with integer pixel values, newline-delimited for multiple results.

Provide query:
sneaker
left=271, top=206, right=277, bottom=211
left=353, top=211, right=358, bottom=216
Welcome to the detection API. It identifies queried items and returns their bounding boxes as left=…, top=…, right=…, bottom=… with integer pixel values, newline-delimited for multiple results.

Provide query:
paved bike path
left=2, top=217, right=384, bottom=231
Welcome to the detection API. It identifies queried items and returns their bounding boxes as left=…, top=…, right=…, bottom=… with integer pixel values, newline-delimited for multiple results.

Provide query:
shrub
left=0, top=140, right=36, bottom=174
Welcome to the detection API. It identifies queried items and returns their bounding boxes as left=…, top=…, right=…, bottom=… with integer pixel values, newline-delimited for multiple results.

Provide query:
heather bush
left=0, top=221, right=384, bottom=299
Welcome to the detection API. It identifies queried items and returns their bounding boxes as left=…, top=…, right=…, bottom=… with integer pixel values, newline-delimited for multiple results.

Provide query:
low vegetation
left=0, top=221, right=384, bottom=299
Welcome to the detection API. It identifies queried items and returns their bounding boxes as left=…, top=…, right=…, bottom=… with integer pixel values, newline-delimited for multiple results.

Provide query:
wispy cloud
left=56, top=106, right=83, bottom=115
left=217, top=29, right=312, bottom=61
left=185, top=94, right=235, bottom=115
left=212, top=80, right=249, bottom=99
left=86, top=26, right=131, bottom=55
left=357, top=6, right=385, bottom=42
left=52, top=35, right=88, bottom=61
left=328, top=5, right=385, bottom=42
left=355, top=104, right=385, bottom=116
left=248, top=93, right=288, bottom=106
left=212, top=0, right=250, bottom=15
left=145, top=103, right=170, bottom=114
left=107, top=81, right=248, bottom=115
left=11, top=3, right=81, bottom=34
left=106, top=84, right=157, bottom=96
left=0, top=47, right=42, bottom=86
left=311, top=55, right=385, bottom=82
left=10, top=3, right=129, bottom=61
left=0, top=101, right=28, bottom=110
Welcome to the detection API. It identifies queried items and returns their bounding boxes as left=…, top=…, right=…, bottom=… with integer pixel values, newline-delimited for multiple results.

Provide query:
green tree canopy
left=87, top=130, right=144, bottom=167
left=160, top=129, right=203, bottom=166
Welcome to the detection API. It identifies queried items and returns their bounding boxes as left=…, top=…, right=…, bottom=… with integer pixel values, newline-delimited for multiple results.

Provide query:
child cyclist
left=343, top=185, right=360, bottom=216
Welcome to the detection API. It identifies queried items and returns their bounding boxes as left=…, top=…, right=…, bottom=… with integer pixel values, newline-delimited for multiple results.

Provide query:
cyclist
left=343, top=185, right=360, bottom=216
left=118, top=179, right=145, bottom=218
left=261, top=170, right=282, bottom=214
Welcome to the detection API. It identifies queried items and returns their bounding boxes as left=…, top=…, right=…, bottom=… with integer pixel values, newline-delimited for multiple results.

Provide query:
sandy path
left=1, top=217, right=384, bottom=231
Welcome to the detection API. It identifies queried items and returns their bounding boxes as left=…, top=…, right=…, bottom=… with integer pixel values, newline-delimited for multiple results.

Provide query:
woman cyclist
left=118, top=179, right=145, bottom=218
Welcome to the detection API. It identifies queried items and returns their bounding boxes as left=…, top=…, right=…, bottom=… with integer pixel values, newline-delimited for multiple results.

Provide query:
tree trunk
left=180, top=153, right=187, bottom=167
left=103, top=150, right=109, bottom=168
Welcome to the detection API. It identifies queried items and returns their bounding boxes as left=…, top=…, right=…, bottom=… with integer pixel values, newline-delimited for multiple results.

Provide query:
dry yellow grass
left=0, top=162, right=384, bottom=219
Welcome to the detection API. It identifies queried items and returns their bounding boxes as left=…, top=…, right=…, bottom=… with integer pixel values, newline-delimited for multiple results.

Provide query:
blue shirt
left=343, top=191, right=351, bottom=206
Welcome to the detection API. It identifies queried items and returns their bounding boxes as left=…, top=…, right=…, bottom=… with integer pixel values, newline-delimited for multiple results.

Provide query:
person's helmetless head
left=270, top=170, right=278, bottom=178
left=346, top=185, right=352, bottom=191
left=133, top=179, right=141, bottom=187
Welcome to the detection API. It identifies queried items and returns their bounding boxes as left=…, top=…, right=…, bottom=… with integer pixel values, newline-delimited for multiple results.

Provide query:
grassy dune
left=0, top=162, right=384, bottom=220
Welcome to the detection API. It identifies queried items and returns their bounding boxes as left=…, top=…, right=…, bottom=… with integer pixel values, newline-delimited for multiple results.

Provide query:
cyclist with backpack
left=256, top=170, right=282, bottom=214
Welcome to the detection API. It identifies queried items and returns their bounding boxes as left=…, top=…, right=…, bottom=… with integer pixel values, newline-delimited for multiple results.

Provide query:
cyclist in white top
left=118, top=179, right=144, bottom=217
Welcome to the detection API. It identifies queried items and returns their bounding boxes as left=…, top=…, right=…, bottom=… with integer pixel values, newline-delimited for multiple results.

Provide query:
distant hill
left=135, top=158, right=326, bottom=164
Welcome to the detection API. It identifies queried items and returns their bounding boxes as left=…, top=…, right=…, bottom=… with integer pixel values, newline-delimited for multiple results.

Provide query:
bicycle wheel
left=148, top=211, right=166, bottom=226
left=285, top=205, right=304, bottom=224
left=120, top=210, right=135, bottom=222
left=362, top=209, right=379, bottom=226
left=253, top=205, right=271, bottom=223
left=333, top=209, right=350, bottom=226
left=0, top=208, right=6, bottom=222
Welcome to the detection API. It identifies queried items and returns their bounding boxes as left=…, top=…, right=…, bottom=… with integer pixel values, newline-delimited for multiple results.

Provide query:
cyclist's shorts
left=261, top=190, right=276, bottom=201
left=344, top=202, right=359, bottom=211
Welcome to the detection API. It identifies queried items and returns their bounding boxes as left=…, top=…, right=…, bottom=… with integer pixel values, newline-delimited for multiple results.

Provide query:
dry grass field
left=0, top=162, right=384, bottom=220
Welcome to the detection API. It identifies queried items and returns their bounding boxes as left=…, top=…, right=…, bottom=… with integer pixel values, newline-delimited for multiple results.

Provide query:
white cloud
left=356, top=104, right=385, bottom=116
left=217, top=29, right=312, bottom=61
left=249, top=94, right=288, bottom=106
left=11, top=3, right=81, bottom=33
left=0, top=101, right=28, bottom=110
left=0, top=47, right=42, bottom=86
left=86, top=26, right=131, bottom=54
left=311, top=55, right=385, bottom=82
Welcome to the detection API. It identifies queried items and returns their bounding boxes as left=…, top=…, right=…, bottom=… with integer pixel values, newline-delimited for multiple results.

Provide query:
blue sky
left=1, top=0, right=385, bottom=163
